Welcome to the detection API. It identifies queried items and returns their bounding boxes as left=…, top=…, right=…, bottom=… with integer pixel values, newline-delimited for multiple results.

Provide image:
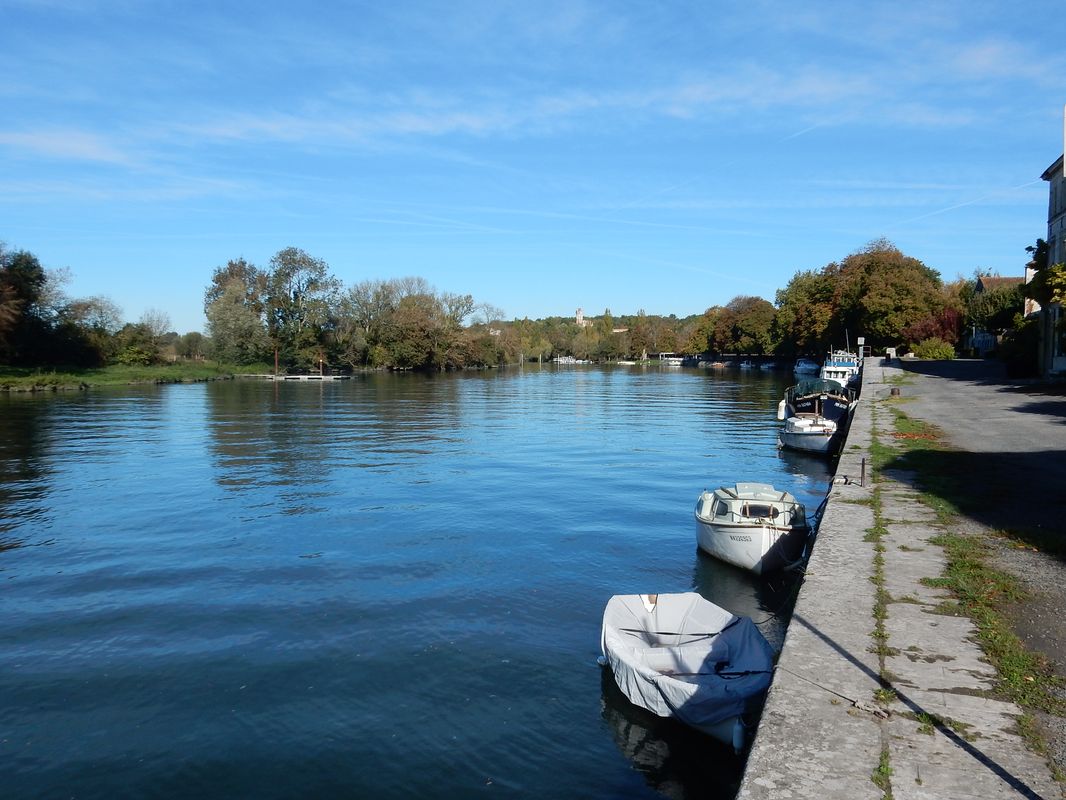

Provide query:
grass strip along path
left=874, top=392, right=1066, bottom=787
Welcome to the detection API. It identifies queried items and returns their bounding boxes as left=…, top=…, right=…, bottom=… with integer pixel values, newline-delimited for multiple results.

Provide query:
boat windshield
left=741, top=504, right=778, bottom=519
left=794, top=379, right=847, bottom=397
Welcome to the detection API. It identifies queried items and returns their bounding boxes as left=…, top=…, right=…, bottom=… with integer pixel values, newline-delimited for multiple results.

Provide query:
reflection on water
left=0, top=396, right=55, bottom=544
left=599, top=669, right=742, bottom=800
left=690, top=550, right=804, bottom=653
left=0, top=367, right=832, bottom=799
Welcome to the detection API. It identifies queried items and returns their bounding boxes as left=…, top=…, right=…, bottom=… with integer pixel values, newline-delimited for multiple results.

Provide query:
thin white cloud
left=0, top=130, right=132, bottom=164
left=949, top=40, right=1060, bottom=83
left=0, top=174, right=247, bottom=203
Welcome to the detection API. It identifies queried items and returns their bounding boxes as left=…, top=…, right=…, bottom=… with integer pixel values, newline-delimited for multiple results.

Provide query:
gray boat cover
left=600, top=593, right=773, bottom=732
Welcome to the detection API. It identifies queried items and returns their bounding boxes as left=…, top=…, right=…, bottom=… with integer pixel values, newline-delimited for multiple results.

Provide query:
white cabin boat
left=779, top=414, right=838, bottom=455
left=820, top=350, right=861, bottom=389
left=793, top=358, right=820, bottom=374
left=693, top=483, right=810, bottom=574
left=600, top=592, right=774, bottom=751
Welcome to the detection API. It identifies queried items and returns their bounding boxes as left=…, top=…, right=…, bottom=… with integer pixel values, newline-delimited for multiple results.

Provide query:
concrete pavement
left=737, top=359, right=1063, bottom=800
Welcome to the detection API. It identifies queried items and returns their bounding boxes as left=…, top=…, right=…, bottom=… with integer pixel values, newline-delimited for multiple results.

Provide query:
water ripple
left=0, top=368, right=832, bottom=799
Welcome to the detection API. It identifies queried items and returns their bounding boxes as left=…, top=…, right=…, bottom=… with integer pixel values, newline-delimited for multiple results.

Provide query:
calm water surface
left=0, top=366, right=832, bottom=799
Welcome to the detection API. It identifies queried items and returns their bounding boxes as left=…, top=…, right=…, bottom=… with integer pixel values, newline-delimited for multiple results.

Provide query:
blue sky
left=2, top=1, right=1064, bottom=333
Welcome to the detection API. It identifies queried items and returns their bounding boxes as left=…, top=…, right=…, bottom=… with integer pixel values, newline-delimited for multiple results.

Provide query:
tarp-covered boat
left=599, top=592, right=774, bottom=751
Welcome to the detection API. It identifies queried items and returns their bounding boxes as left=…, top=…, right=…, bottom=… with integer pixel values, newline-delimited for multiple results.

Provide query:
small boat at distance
left=694, top=483, right=810, bottom=574
left=599, top=592, right=774, bottom=751
left=793, top=357, right=820, bottom=374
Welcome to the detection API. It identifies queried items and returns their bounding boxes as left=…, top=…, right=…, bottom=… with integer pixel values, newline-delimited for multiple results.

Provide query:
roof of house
left=976, top=275, right=1024, bottom=292
left=1042, top=155, right=1064, bottom=181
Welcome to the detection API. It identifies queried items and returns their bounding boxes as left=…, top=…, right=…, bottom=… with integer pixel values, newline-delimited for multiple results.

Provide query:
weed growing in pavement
left=903, top=711, right=976, bottom=740
left=871, top=747, right=894, bottom=798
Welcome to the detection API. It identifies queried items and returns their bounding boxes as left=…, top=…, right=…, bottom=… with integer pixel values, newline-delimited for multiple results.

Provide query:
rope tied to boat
left=617, top=616, right=744, bottom=640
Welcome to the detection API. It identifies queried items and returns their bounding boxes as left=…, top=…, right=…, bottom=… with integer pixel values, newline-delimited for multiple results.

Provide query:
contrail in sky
left=892, top=179, right=1043, bottom=226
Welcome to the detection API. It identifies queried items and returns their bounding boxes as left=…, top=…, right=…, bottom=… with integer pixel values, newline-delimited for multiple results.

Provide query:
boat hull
left=694, top=517, right=807, bottom=574
left=779, top=428, right=836, bottom=454
left=779, top=415, right=840, bottom=455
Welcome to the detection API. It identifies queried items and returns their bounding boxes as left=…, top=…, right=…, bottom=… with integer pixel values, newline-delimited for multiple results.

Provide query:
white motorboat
left=599, top=592, right=774, bottom=751
left=693, top=483, right=810, bottom=574
left=793, top=358, right=820, bottom=374
left=820, top=349, right=862, bottom=389
left=779, top=414, right=839, bottom=455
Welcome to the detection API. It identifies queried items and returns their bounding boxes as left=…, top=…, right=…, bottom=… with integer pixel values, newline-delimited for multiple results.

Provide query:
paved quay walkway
left=738, top=358, right=1063, bottom=800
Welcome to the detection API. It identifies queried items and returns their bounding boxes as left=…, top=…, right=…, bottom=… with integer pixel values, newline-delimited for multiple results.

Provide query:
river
left=0, top=365, right=833, bottom=799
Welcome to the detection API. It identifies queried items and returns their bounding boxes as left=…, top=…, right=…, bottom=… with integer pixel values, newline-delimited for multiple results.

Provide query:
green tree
left=0, top=246, right=49, bottom=363
left=264, top=247, right=340, bottom=370
left=206, top=279, right=271, bottom=365
left=204, top=257, right=264, bottom=315
left=774, top=270, right=834, bottom=355
left=176, top=331, right=207, bottom=360
left=829, top=239, right=943, bottom=348
left=717, top=296, right=776, bottom=353
left=336, top=279, right=400, bottom=367
left=967, top=283, right=1023, bottom=335
left=112, top=322, right=162, bottom=365
left=629, top=310, right=651, bottom=359
left=378, top=292, right=439, bottom=369
left=1023, top=238, right=1066, bottom=308
left=684, top=307, right=724, bottom=354
left=57, top=295, right=123, bottom=364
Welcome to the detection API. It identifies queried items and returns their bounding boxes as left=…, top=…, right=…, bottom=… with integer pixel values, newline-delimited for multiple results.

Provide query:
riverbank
left=738, top=358, right=1061, bottom=799
left=0, top=363, right=256, bottom=392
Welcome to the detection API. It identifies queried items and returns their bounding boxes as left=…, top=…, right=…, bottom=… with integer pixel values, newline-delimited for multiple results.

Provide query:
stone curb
left=737, top=359, right=1060, bottom=800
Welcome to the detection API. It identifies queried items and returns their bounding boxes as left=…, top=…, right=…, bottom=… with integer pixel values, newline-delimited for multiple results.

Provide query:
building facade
left=1040, top=155, right=1066, bottom=375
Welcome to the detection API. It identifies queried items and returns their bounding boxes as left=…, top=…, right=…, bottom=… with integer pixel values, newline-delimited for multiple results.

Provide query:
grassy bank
left=878, top=402, right=1066, bottom=756
left=0, top=362, right=273, bottom=391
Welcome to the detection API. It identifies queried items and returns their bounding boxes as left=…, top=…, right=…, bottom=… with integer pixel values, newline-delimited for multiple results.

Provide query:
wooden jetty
left=240, top=374, right=352, bottom=381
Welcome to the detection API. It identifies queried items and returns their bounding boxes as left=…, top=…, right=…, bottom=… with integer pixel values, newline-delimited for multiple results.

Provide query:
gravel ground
left=891, top=359, right=1066, bottom=773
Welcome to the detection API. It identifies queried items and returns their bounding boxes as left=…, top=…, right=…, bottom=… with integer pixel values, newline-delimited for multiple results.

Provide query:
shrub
left=909, top=337, right=955, bottom=360
left=1000, top=315, right=1040, bottom=377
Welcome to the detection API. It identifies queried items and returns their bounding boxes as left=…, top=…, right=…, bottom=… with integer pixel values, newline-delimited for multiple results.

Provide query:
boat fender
left=776, top=399, right=786, bottom=420
left=731, top=719, right=746, bottom=754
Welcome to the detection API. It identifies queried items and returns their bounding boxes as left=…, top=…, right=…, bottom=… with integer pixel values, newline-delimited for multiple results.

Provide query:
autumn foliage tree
left=827, top=239, right=944, bottom=348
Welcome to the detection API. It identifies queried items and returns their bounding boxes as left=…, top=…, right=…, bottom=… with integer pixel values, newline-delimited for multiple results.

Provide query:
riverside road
left=738, top=358, right=1066, bottom=799
left=891, top=358, right=1066, bottom=684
